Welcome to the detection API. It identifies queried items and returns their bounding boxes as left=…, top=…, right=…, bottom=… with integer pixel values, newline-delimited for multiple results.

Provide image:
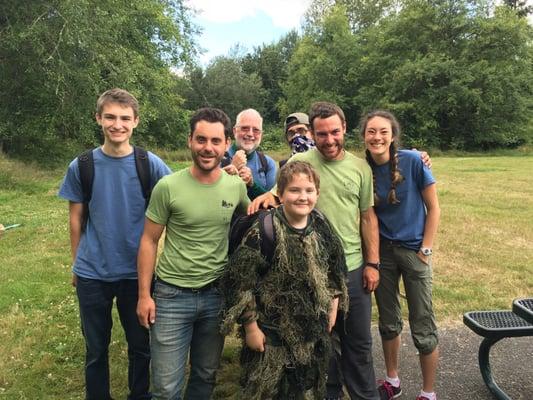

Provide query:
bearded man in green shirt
left=249, top=102, right=381, bottom=400
left=137, top=107, right=250, bottom=400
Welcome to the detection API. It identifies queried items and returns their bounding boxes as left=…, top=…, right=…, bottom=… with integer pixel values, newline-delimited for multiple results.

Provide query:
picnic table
left=463, top=297, right=533, bottom=400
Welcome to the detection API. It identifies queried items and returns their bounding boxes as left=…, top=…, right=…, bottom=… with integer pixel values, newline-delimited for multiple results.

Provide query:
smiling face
left=233, top=111, right=263, bottom=154
left=188, top=120, right=229, bottom=173
left=312, top=114, right=346, bottom=161
left=278, top=172, right=319, bottom=228
left=96, top=103, right=139, bottom=147
left=363, top=116, right=394, bottom=164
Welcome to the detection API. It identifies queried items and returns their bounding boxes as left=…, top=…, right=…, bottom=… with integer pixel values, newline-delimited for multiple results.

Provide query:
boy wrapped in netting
left=220, top=161, right=348, bottom=399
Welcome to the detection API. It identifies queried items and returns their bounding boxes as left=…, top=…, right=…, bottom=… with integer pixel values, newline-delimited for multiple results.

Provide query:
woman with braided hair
left=220, top=161, right=348, bottom=399
left=361, top=110, right=441, bottom=400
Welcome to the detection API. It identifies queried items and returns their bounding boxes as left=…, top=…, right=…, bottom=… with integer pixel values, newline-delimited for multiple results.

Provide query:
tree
left=352, top=0, right=533, bottom=149
left=502, top=0, right=533, bottom=17
left=240, top=31, right=300, bottom=124
left=282, top=5, right=362, bottom=129
left=304, top=0, right=400, bottom=33
left=0, top=0, right=198, bottom=162
left=184, top=56, right=266, bottom=122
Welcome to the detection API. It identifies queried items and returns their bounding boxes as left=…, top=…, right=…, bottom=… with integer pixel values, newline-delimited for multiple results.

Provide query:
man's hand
left=413, top=148, right=432, bottom=169
left=416, top=252, right=430, bottom=265
left=244, top=321, right=266, bottom=352
left=238, top=166, right=254, bottom=187
left=71, top=274, right=78, bottom=287
left=328, top=297, right=339, bottom=333
left=137, top=296, right=156, bottom=329
left=222, top=164, right=239, bottom=175
left=362, top=266, right=380, bottom=293
left=232, top=149, right=247, bottom=169
left=247, top=192, right=278, bottom=215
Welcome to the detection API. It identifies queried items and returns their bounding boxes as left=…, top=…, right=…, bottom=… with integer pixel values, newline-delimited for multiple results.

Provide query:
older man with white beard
left=221, top=108, right=277, bottom=200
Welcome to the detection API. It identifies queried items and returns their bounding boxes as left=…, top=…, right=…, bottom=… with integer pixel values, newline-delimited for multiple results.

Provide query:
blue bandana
left=290, top=135, right=315, bottom=155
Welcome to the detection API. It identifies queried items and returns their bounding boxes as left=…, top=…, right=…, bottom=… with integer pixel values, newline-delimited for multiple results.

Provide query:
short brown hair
left=308, top=102, right=345, bottom=130
left=96, top=88, right=139, bottom=117
left=277, top=161, right=320, bottom=196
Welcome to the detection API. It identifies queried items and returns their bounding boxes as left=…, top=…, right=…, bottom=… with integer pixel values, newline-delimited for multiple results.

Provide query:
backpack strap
left=78, top=149, right=94, bottom=203
left=258, top=208, right=276, bottom=265
left=78, top=149, right=94, bottom=232
left=220, top=151, right=231, bottom=168
left=133, top=146, right=152, bottom=208
left=256, top=150, right=269, bottom=175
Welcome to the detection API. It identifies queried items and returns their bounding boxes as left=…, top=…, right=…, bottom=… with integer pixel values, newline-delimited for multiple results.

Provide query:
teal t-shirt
left=281, top=149, right=373, bottom=271
left=146, top=168, right=250, bottom=287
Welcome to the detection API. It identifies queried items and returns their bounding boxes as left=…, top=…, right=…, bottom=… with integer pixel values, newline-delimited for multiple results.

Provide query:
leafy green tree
left=354, top=0, right=532, bottom=149
left=304, top=0, right=399, bottom=33
left=0, top=0, right=197, bottom=162
left=502, top=0, right=533, bottom=17
left=282, top=5, right=362, bottom=128
left=184, top=56, right=266, bottom=122
left=240, top=30, right=300, bottom=124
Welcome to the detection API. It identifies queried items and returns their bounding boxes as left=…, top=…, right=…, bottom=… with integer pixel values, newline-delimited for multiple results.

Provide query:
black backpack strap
left=77, top=149, right=95, bottom=232
left=220, top=151, right=231, bottom=168
left=133, top=146, right=152, bottom=208
left=258, top=208, right=276, bottom=264
left=257, top=150, right=269, bottom=175
left=78, top=149, right=94, bottom=203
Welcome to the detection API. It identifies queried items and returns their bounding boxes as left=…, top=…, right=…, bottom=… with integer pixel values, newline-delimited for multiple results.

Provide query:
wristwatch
left=420, top=247, right=432, bottom=256
left=365, top=262, right=381, bottom=271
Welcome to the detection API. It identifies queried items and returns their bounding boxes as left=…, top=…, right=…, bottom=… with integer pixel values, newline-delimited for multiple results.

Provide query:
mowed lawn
left=0, top=153, right=531, bottom=399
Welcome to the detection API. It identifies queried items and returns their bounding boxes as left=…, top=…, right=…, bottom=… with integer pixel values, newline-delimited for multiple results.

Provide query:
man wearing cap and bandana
left=280, top=112, right=316, bottom=168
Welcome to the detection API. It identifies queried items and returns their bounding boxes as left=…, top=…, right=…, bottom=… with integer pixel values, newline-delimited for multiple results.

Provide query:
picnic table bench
left=463, top=297, right=533, bottom=400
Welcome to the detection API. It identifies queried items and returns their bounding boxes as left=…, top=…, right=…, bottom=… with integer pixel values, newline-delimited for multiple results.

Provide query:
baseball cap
left=284, top=112, right=309, bottom=134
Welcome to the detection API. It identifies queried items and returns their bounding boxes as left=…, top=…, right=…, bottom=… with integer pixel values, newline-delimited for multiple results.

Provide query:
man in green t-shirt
left=136, top=108, right=250, bottom=400
left=249, top=102, right=381, bottom=400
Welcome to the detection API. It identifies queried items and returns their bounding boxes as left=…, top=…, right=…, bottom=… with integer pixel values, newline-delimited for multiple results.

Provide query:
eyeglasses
left=287, top=127, right=309, bottom=137
left=236, top=125, right=262, bottom=135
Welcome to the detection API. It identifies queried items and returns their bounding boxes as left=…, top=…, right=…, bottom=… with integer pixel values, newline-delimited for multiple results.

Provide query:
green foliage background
left=0, top=0, right=532, bottom=163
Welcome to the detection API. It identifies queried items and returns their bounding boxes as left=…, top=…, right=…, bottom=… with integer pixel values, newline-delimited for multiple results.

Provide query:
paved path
left=371, top=324, right=532, bottom=399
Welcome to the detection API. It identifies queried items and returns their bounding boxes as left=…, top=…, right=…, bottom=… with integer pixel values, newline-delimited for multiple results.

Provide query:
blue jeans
left=150, top=279, right=225, bottom=400
left=76, top=277, right=151, bottom=400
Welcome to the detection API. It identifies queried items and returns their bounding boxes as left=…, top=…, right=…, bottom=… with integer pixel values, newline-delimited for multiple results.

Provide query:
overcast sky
left=186, top=0, right=312, bottom=64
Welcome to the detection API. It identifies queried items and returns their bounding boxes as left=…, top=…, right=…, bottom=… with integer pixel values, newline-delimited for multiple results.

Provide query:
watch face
left=422, top=248, right=432, bottom=256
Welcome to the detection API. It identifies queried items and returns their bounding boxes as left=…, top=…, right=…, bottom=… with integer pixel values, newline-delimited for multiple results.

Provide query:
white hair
left=235, top=108, right=263, bottom=128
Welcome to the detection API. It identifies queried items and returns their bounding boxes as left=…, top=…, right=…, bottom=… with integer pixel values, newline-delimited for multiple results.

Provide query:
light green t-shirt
left=146, top=169, right=250, bottom=288
left=279, top=149, right=373, bottom=271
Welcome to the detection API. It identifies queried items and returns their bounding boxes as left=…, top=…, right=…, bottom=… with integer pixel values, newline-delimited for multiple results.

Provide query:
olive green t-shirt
left=146, top=168, right=250, bottom=288
left=280, top=149, right=373, bottom=271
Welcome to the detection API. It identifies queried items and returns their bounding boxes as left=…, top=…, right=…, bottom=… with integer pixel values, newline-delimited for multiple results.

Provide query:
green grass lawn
left=0, top=151, right=532, bottom=399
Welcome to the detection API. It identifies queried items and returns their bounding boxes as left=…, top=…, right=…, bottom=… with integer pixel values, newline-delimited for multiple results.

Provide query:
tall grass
left=0, top=151, right=532, bottom=398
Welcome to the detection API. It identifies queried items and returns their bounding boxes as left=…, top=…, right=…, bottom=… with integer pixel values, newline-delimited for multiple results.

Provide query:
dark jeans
left=76, top=277, right=151, bottom=400
left=326, top=267, right=379, bottom=400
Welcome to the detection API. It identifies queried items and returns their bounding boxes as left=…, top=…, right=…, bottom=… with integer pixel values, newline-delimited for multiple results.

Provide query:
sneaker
left=415, top=396, right=436, bottom=400
left=378, top=379, right=402, bottom=400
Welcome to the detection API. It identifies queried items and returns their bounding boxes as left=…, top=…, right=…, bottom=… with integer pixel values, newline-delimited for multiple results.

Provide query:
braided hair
left=360, top=110, right=404, bottom=205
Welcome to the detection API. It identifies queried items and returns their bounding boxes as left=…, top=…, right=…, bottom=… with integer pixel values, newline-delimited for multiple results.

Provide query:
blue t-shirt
left=58, top=147, right=171, bottom=281
left=227, top=145, right=277, bottom=192
left=373, top=150, right=435, bottom=250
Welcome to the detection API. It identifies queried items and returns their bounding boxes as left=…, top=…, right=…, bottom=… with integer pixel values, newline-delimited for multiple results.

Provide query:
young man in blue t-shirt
left=58, top=88, right=171, bottom=400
